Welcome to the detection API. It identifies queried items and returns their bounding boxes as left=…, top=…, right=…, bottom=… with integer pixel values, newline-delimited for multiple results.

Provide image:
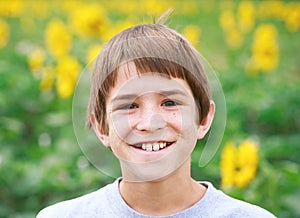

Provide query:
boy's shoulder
left=36, top=181, right=115, bottom=218
left=202, top=181, right=276, bottom=218
left=36, top=179, right=276, bottom=218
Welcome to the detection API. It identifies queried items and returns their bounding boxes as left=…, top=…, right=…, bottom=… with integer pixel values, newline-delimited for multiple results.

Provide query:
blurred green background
left=0, top=0, right=299, bottom=217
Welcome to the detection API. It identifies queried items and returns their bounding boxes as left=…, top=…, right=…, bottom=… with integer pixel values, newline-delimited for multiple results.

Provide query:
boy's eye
left=120, top=103, right=138, bottom=110
left=162, top=100, right=179, bottom=107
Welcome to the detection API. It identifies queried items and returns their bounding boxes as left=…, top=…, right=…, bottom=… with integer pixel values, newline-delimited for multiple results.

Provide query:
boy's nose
left=136, top=112, right=166, bottom=132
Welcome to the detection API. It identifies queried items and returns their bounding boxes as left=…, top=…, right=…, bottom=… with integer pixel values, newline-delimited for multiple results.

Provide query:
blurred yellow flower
left=86, top=44, right=102, bottom=65
left=104, top=0, right=138, bottom=15
left=225, top=27, right=243, bottom=49
left=221, top=140, right=259, bottom=188
left=220, top=141, right=236, bottom=187
left=284, top=4, right=300, bottom=32
left=256, top=1, right=300, bottom=32
left=45, top=19, right=72, bottom=59
left=219, top=10, right=244, bottom=49
left=182, top=24, right=201, bottom=49
left=40, top=66, right=55, bottom=92
left=30, top=1, right=49, bottom=18
left=237, top=1, right=255, bottom=33
left=141, top=0, right=170, bottom=16
left=69, top=3, right=109, bottom=39
left=247, top=24, right=279, bottom=74
left=0, top=0, right=23, bottom=17
left=219, top=10, right=235, bottom=32
left=27, top=48, right=45, bottom=74
left=177, top=1, right=198, bottom=15
left=56, top=56, right=81, bottom=99
left=0, top=19, right=9, bottom=48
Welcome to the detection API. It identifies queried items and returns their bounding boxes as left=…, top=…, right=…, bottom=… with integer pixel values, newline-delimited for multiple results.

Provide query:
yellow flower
left=104, top=0, right=138, bottom=15
left=0, top=0, right=23, bottom=17
left=40, top=66, right=55, bottom=92
left=178, top=1, right=199, bottom=15
left=219, top=10, right=235, bottom=32
left=259, top=1, right=282, bottom=19
left=221, top=140, right=259, bottom=188
left=219, top=10, right=244, bottom=49
left=56, top=56, right=81, bottom=99
left=182, top=24, right=201, bottom=49
left=235, top=140, right=259, bottom=188
left=225, top=27, right=243, bottom=49
left=284, top=4, right=300, bottom=32
left=247, top=24, right=279, bottom=74
left=220, top=142, right=236, bottom=187
left=27, top=48, right=45, bottom=74
left=30, top=1, right=49, bottom=18
left=256, top=2, right=300, bottom=32
left=141, top=0, right=170, bottom=16
left=237, top=1, right=255, bottom=33
left=45, top=19, right=72, bottom=59
left=69, top=3, right=109, bottom=39
left=86, top=44, right=102, bottom=65
left=0, top=19, right=9, bottom=48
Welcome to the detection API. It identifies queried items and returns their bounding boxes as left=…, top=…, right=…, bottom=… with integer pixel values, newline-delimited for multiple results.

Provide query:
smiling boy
left=37, top=14, right=275, bottom=218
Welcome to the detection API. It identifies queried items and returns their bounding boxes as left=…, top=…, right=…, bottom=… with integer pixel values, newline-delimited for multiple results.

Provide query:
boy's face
left=94, top=62, right=212, bottom=182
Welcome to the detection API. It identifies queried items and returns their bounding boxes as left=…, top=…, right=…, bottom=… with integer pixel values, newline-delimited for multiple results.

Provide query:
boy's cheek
left=109, top=113, right=132, bottom=140
left=176, top=107, right=197, bottom=126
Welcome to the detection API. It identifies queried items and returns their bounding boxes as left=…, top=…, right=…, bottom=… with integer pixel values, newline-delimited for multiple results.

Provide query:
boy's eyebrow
left=111, top=94, right=138, bottom=102
left=159, top=89, right=189, bottom=97
left=111, top=89, right=189, bottom=102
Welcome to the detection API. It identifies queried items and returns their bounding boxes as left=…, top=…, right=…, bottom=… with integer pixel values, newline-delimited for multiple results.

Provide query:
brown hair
left=87, top=16, right=211, bottom=134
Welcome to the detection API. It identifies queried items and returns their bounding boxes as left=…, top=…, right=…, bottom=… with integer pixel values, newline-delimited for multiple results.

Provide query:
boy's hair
left=87, top=15, right=211, bottom=135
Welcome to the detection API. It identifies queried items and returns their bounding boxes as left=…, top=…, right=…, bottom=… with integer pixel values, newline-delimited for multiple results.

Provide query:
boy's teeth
left=146, top=144, right=152, bottom=151
left=153, top=143, right=159, bottom=151
left=140, top=142, right=168, bottom=151
left=159, top=142, right=165, bottom=148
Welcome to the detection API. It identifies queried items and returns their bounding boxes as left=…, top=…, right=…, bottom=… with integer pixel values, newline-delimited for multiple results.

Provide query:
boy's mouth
left=132, top=141, right=174, bottom=152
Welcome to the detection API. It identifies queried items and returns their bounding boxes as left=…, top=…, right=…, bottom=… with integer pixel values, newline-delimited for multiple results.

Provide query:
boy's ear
left=90, top=114, right=110, bottom=147
left=197, top=100, right=215, bottom=139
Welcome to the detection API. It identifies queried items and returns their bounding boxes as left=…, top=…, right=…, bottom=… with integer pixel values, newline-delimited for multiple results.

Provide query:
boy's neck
left=118, top=160, right=207, bottom=216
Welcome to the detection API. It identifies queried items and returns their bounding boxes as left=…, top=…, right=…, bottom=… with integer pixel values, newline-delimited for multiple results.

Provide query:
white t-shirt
left=37, top=178, right=276, bottom=218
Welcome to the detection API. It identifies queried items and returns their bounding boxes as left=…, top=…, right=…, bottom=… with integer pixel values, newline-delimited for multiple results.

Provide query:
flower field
left=0, top=0, right=299, bottom=217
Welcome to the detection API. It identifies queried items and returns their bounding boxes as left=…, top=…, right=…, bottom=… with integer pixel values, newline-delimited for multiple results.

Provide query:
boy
left=37, top=14, right=275, bottom=217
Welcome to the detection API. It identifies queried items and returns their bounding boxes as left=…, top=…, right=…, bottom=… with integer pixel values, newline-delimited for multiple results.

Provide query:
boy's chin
left=119, top=153, right=188, bottom=183
left=117, top=137, right=196, bottom=182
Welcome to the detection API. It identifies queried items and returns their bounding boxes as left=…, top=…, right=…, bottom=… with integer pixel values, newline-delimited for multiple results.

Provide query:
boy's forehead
left=109, top=64, right=193, bottom=101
